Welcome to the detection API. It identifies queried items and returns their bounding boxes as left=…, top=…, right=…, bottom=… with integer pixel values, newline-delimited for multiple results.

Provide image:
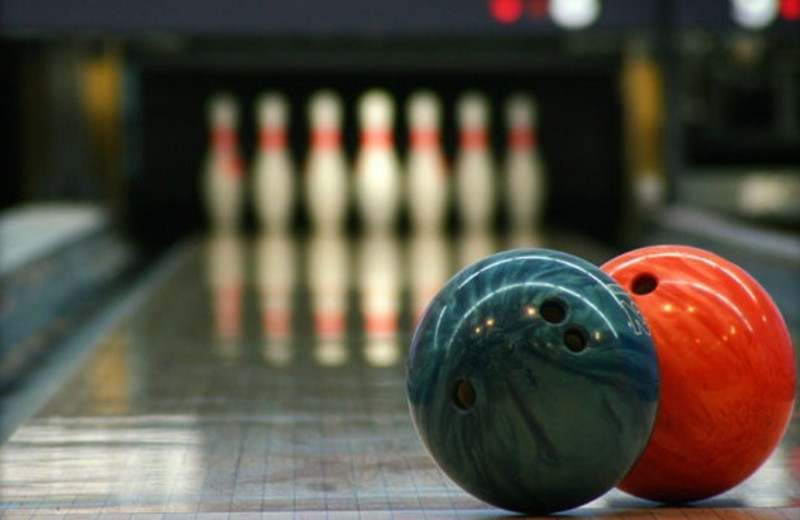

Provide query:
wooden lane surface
left=1, top=235, right=798, bottom=519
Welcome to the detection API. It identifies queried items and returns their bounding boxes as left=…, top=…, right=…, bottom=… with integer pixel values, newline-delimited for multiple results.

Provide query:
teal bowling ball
left=406, top=248, right=659, bottom=515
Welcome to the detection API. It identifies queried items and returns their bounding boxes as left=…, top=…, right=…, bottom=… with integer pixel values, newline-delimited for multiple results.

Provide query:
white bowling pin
left=252, top=92, right=295, bottom=234
left=307, top=234, right=350, bottom=366
left=357, top=235, right=401, bottom=367
left=504, top=93, right=546, bottom=234
left=406, top=90, right=449, bottom=235
left=454, top=92, right=495, bottom=233
left=201, top=94, right=245, bottom=233
left=254, top=232, right=296, bottom=366
left=354, top=89, right=402, bottom=236
left=304, top=91, right=349, bottom=236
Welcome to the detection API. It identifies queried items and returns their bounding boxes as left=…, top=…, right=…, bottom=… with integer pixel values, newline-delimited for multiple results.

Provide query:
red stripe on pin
left=361, top=130, right=393, bottom=148
left=461, top=129, right=488, bottom=150
left=510, top=128, right=537, bottom=150
left=259, top=130, right=287, bottom=150
left=411, top=130, right=440, bottom=149
left=311, top=130, right=341, bottom=149
left=212, top=129, right=237, bottom=150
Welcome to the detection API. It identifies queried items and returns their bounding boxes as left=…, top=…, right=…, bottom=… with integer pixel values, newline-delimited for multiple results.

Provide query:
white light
left=550, top=0, right=601, bottom=30
left=738, top=173, right=799, bottom=215
left=731, top=0, right=779, bottom=28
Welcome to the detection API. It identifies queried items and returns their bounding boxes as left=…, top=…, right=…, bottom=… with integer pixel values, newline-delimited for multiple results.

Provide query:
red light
left=489, top=0, right=523, bottom=23
left=781, top=0, right=800, bottom=20
left=528, top=0, right=548, bottom=19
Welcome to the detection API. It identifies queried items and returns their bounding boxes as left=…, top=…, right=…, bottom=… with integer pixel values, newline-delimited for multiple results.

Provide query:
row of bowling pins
left=206, top=230, right=542, bottom=366
left=201, top=88, right=547, bottom=236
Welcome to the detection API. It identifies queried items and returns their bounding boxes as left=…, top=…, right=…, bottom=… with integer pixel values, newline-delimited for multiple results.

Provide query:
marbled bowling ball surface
left=406, top=248, right=660, bottom=515
left=602, top=245, right=797, bottom=503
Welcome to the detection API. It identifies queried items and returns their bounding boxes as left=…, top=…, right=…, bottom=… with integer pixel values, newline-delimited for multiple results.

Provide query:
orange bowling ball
left=601, top=245, right=796, bottom=503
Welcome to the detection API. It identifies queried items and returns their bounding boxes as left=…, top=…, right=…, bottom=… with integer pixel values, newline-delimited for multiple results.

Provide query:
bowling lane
left=1, top=232, right=798, bottom=519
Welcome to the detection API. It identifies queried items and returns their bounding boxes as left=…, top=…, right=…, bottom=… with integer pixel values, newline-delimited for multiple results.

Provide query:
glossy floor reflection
left=1, top=232, right=798, bottom=519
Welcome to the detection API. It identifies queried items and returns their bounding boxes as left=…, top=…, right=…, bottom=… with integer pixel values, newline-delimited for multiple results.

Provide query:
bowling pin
left=307, top=234, right=350, bottom=366
left=354, top=89, right=402, bottom=236
left=357, top=235, right=402, bottom=367
left=201, top=94, right=244, bottom=233
left=406, top=90, right=449, bottom=235
left=504, top=93, right=547, bottom=235
left=252, top=92, right=295, bottom=234
left=254, top=232, right=296, bottom=366
left=454, top=91, right=495, bottom=233
left=304, top=91, right=349, bottom=235
left=206, top=233, right=245, bottom=359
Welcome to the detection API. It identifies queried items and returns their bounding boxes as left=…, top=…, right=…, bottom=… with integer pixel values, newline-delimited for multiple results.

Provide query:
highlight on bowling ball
left=602, top=245, right=797, bottom=504
left=406, top=248, right=660, bottom=515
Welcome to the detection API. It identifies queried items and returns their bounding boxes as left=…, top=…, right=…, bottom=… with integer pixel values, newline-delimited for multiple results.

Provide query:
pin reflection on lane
left=456, top=230, right=501, bottom=271
left=506, top=229, right=545, bottom=250
left=254, top=232, right=296, bottom=366
left=205, top=233, right=245, bottom=360
left=407, top=233, right=453, bottom=326
left=307, top=233, right=350, bottom=367
left=357, top=235, right=402, bottom=367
